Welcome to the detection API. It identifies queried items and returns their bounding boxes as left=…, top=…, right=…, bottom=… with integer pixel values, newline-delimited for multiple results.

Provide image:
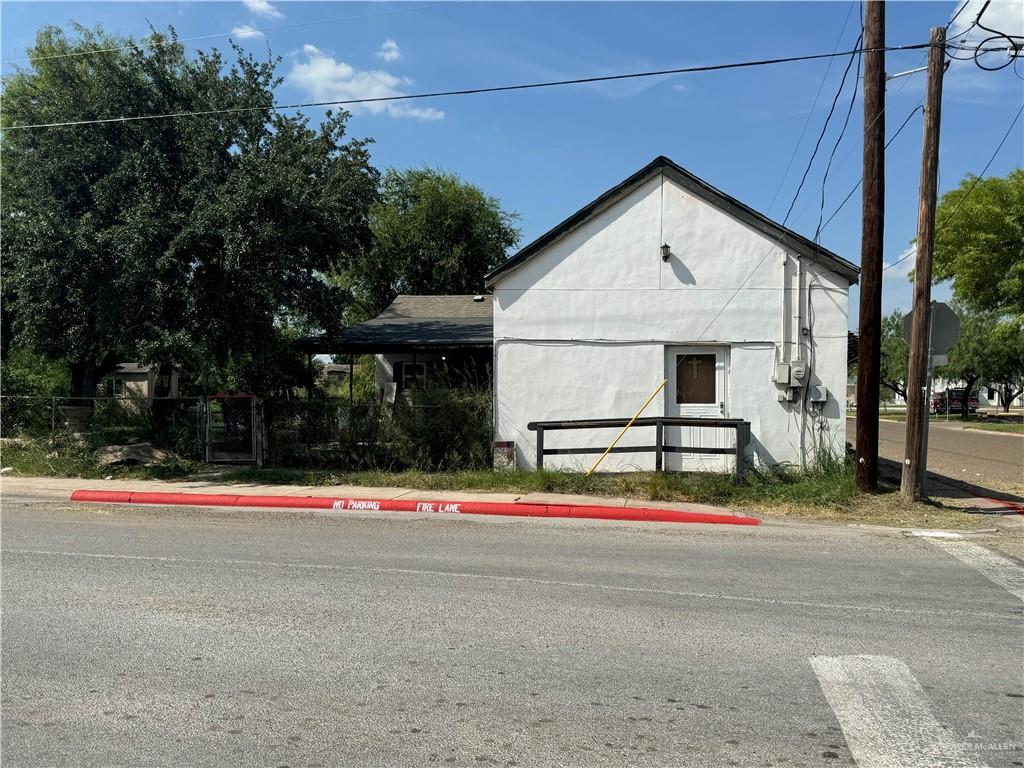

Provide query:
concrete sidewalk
left=0, top=475, right=747, bottom=520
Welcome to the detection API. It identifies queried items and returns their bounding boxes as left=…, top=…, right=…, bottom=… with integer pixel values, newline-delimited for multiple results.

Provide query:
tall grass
left=222, top=455, right=858, bottom=510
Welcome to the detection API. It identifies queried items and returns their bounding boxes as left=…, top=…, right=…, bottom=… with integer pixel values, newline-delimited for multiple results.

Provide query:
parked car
left=931, top=388, right=979, bottom=414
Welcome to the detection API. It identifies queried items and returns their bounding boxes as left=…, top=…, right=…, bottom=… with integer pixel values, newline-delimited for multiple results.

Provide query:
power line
left=882, top=102, right=1023, bottom=272
left=945, top=0, right=972, bottom=32
left=765, top=1, right=856, bottom=215
left=943, top=1, right=1024, bottom=70
left=687, top=34, right=868, bottom=348
left=814, top=28, right=863, bottom=241
left=3, top=41, right=935, bottom=131
left=817, top=101, right=924, bottom=235
left=1, top=3, right=459, bottom=67
left=808, top=41, right=928, bottom=236
left=780, top=33, right=864, bottom=226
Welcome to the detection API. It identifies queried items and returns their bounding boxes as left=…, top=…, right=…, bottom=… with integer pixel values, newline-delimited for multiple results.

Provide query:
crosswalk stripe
left=928, top=539, right=1024, bottom=603
left=811, top=655, right=987, bottom=768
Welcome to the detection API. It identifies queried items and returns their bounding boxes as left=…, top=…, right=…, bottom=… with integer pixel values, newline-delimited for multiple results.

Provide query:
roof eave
left=485, top=156, right=860, bottom=287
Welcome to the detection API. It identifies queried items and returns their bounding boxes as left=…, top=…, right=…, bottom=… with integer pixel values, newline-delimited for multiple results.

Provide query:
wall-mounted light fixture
left=661, top=243, right=672, bottom=262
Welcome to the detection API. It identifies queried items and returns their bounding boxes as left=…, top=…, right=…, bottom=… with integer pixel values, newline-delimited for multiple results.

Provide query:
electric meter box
left=790, top=361, right=808, bottom=385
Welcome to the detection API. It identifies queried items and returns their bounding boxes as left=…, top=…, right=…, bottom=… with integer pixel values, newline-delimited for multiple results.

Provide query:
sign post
left=903, top=301, right=959, bottom=496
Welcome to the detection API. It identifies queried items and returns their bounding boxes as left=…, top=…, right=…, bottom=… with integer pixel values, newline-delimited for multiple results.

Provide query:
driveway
left=846, top=416, right=1023, bottom=493
left=3, top=493, right=1022, bottom=767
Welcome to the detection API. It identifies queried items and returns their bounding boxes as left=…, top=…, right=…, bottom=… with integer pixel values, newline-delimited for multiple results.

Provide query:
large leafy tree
left=879, top=309, right=909, bottom=401
left=985, top=319, right=1024, bottom=412
left=344, top=168, right=520, bottom=317
left=933, top=170, right=1024, bottom=317
left=2, top=25, right=378, bottom=397
left=935, top=302, right=1000, bottom=419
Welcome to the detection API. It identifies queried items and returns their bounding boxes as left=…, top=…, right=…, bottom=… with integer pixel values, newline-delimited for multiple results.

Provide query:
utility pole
left=855, top=0, right=885, bottom=493
left=902, top=26, right=946, bottom=501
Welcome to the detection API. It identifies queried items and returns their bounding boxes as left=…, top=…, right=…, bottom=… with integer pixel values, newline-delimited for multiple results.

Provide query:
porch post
left=535, top=426, right=544, bottom=470
left=411, top=351, right=417, bottom=405
left=306, top=354, right=314, bottom=401
left=655, top=420, right=663, bottom=472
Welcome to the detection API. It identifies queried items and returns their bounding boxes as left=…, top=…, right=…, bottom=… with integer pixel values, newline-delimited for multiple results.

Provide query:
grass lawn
left=219, top=461, right=857, bottom=508
left=0, top=437, right=201, bottom=481
left=218, top=464, right=1012, bottom=531
left=877, top=413, right=1024, bottom=433
left=962, top=421, right=1024, bottom=434
left=2, top=437, right=1015, bottom=532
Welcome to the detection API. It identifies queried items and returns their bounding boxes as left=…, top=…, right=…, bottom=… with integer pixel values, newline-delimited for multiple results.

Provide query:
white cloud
left=242, top=0, right=283, bottom=20
left=671, top=82, right=688, bottom=92
left=948, top=0, right=1023, bottom=65
left=377, top=39, right=401, bottom=63
left=231, top=24, right=264, bottom=40
left=883, top=246, right=916, bottom=281
left=289, top=44, right=443, bottom=121
left=950, top=0, right=1024, bottom=37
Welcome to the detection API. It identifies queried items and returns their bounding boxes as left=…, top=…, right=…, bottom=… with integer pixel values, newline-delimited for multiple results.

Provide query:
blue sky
left=3, top=1, right=1023, bottom=328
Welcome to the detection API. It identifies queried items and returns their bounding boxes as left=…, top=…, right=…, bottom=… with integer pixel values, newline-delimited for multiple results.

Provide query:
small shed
left=103, top=363, right=179, bottom=402
left=485, top=156, right=859, bottom=472
left=298, top=295, right=492, bottom=401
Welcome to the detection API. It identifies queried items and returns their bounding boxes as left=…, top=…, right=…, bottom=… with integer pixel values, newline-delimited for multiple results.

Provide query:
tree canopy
left=2, top=25, right=379, bottom=396
left=344, top=168, right=520, bottom=317
left=879, top=309, right=909, bottom=401
left=934, top=301, right=1003, bottom=418
left=984, top=318, right=1024, bottom=411
left=933, top=169, right=1024, bottom=317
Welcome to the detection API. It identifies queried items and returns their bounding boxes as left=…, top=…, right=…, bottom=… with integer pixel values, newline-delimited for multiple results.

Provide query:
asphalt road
left=846, top=417, right=1024, bottom=492
left=2, top=494, right=1023, bottom=767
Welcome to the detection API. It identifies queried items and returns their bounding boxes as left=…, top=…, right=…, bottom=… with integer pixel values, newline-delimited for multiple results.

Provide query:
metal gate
left=203, top=396, right=264, bottom=466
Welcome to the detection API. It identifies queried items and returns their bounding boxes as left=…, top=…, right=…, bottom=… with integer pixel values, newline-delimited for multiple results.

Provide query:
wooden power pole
left=901, top=26, right=946, bottom=501
left=855, top=0, right=886, bottom=493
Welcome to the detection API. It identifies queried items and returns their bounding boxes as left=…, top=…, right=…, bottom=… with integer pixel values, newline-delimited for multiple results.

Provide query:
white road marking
left=909, top=530, right=964, bottom=539
left=0, top=548, right=1017, bottom=622
left=928, top=539, right=1024, bottom=603
left=811, top=655, right=987, bottom=768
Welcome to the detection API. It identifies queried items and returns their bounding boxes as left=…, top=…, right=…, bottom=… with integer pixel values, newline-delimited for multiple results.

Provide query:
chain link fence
left=0, top=396, right=204, bottom=459
left=1, top=389, right=493, bottom=471
left=263, top=391, right=492, bottom=471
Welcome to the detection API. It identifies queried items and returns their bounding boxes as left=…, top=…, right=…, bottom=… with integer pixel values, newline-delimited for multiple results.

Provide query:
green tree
left=933, top=169, right=1024, bottom=317
left=879, top=309, right=909, bottom=401
left=985, top=320, right=1024, bottom=412
left=0, top=348, right=71, bottom=397
left=935, top=302, right=1000, bottom=419
left=344, top=168, right=520, bottom=316
left=2, top=25, right=378, bottom=398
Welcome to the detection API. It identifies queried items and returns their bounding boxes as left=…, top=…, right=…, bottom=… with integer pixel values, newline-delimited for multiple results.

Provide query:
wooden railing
left=526, top=416, right=751, bottom=480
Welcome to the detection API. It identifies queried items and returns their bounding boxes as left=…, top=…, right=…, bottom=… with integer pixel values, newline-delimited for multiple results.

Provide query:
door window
left=675, top=354, right=716, bottom=404
left=398, top=362, right=426, bottom=393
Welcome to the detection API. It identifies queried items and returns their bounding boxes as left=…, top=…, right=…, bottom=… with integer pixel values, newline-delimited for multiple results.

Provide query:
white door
left=664, top=346, right=729, bottom=472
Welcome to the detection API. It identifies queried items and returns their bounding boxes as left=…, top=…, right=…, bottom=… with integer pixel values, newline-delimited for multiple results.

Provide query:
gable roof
left=296, top=295, right=492, bottom=354
left=373, top=294, right=493, bottom=320
left=484, top=156, right=860, bottom=287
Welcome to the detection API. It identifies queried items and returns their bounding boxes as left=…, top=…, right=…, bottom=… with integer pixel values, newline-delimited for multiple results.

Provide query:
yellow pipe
left=586, top=379, right=668, bottom=476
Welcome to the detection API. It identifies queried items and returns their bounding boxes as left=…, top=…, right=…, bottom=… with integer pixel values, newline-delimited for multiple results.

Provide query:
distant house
left=485, top=156, right=858, bottom=471
left=103, top=363, right=178, bottom=402
left=320, top=363, right=357, bottom=391
left=299, top=295, right=492, bottom=402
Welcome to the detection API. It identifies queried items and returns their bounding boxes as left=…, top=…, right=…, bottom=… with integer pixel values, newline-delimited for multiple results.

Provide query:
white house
left=486, top=156, right=859, bottom=472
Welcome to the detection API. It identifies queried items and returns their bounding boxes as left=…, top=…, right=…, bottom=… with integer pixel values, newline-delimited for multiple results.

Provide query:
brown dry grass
left=749, top=483, right=1021, bottom=532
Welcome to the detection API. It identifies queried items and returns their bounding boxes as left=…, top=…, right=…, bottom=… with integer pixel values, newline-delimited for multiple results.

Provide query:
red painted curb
left=984, top=497, right=1024, bottom=516
left=69, top=489, right=761, bottom=526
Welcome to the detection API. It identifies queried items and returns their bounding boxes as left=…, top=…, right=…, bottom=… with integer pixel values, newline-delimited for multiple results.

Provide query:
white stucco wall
left=492, top=171, right=852, bottom=471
